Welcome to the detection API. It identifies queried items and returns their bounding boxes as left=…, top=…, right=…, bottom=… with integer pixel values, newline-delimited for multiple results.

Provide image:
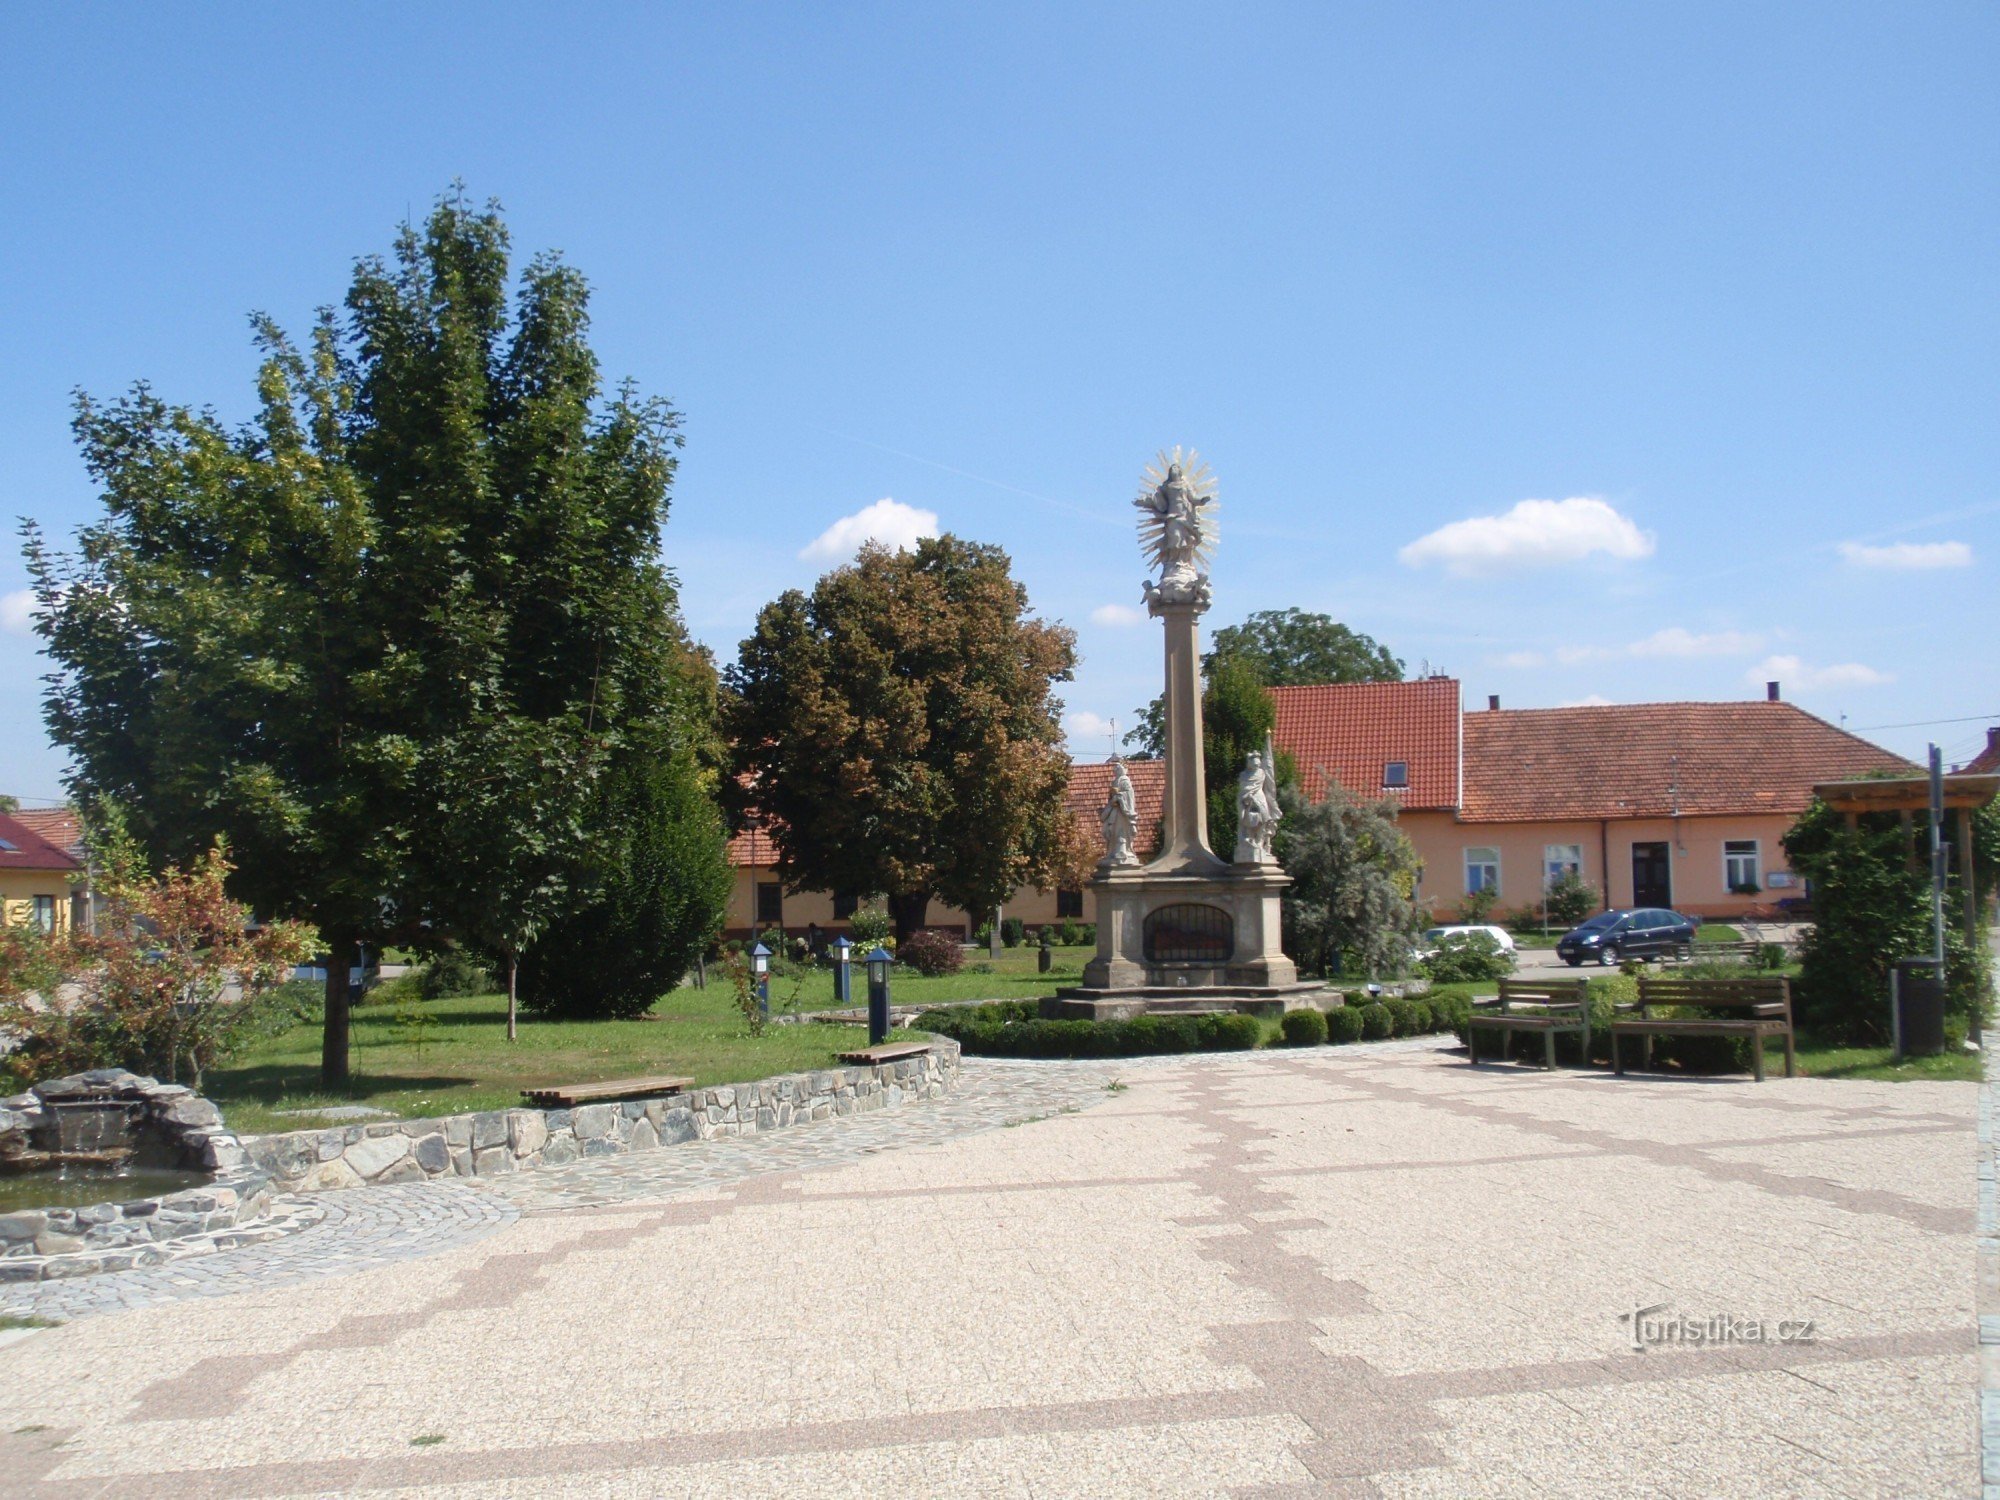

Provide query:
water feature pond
left=0, top=1164, right=210, bottom=1214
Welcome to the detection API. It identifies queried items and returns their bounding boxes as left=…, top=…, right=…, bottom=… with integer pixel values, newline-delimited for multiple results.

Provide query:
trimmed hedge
left=1358, top=1003, right=1394, bottom=1039
left=918, top=1002, right=1264, bottom=1058
left=1280, top=1008, right=1328, bottom=1047
left=1326, top=1005, right=1366, bottom=1043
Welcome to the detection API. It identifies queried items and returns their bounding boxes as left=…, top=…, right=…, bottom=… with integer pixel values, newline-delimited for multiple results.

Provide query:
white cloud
left=1064, top=710, right=1120, bottom=747
left=1398, top=497, right=1655, bottom=576
left=1626, top=627, right=1764, bottom=659
left=1554, top=645, right=1607, bottom=665
left=1748, top=654, right=1891, bottom=692
left=1560, top=694, right=1615, bottom=707
left=1089, top=603, right=1146, bottom=627
left=1838, top=540, right=1973, bottom=571
left=0, top=590, right=34, bottom=637
left=799, top=498, right=939, bottom=562
left=1492, top=650, right=1545, bottom=669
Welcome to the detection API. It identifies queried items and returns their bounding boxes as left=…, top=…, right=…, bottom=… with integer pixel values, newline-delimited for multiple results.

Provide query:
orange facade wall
left=723, top=869, right=1080, bottom=939
left=1400, top=810, right=1801, bottom=922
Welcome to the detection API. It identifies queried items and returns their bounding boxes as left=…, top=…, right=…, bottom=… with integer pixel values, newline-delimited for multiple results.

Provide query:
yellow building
left=0, top=810, right=83, bottom=934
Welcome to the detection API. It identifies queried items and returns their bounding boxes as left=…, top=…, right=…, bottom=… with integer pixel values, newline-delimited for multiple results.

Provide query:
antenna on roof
left=1108, top=717, right=1119, bottom=761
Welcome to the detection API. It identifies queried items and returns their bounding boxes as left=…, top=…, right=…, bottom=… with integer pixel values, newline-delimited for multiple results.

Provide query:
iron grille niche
left=1143, top=903, right=1234, bottom=964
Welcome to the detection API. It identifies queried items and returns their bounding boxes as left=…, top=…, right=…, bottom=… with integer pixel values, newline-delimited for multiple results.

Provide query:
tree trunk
left=321, top=932, right=356, bottom=1091
left=506, top=950, right=519, bottom=1042
left=889, top=891, right=930, bottom=945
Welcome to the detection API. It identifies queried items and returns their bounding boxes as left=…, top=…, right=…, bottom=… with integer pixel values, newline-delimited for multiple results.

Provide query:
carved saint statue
left=1099, top=756, right=1139, bottom=867
left=1134, top=447, right=1218, bottom=613
left=1234, top=748, right=1281, bottom=865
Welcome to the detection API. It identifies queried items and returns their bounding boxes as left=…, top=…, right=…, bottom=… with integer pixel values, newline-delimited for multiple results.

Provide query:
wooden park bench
left=1672, top=938, right=1778, bottom=966
left=835, top=1041, right=932, bottom=1066
left=1610, top=976, right=1794, bottom=1082
left=520, top=1075, right=693, bottom=1109
left=1467, top=979, right=1591, bottom=1069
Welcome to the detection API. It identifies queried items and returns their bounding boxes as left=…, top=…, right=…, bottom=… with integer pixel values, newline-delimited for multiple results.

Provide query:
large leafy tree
left=26, top=189, right=711, bottom=1085
left=1203, top=653, right=1277, bottom=857
left=1126, top=608, right=1401, bottom=757
left=726, top=536, right=1076, bottom=941
left=1275, top=781, right=1426, bottom=979
left=1783, top=797, right=1997, bottom=1043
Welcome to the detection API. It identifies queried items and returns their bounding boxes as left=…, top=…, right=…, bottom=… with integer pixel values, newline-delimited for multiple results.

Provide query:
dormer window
left=1384, top=761, right=1409, bottom=789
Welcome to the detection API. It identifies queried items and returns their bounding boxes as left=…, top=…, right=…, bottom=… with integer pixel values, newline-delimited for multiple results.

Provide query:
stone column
left=1153, top=599, right=1214, bottom=868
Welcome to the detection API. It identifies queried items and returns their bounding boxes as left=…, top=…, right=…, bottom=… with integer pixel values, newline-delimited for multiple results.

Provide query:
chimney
left=1487, top=694, right=1500, bottom=711
left=1766, top=681, right=1780, bottom=702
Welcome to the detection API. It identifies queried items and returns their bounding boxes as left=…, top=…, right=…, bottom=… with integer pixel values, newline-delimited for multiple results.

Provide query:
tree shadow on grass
left=202, top=1062, right=476, bottom=1107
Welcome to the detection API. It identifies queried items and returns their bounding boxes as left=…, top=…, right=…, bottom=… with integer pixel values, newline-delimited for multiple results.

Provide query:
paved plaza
left=0, top=1039, right=1978, bottom=1498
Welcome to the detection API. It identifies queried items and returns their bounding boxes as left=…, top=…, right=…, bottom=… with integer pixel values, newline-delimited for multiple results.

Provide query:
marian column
left=1069, top=448, right=1301, bottom=1006
left=1138, top=454, right=1225, bottom=871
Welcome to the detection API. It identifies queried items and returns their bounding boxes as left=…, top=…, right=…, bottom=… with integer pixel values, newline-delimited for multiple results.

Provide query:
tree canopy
left=1275, top=781, right=1425, bottom=979
left=26, top=188, right=718, bottom=1085
left=1125, top=608, right=1400, bottom=758
left=725, top=536, right=1077, bottom=940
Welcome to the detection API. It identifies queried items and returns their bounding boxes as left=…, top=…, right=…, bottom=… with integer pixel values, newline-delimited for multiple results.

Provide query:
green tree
left=1125, top=609, right=1400, bottom=757
left=1203, top=653, right=1277, bottom=857
left=1783, top=797, right=1997, bottom=1043
left=520, top=736, right=731, bottom=1020
left=1275, top=780, right=1426, bottom=979
left=26, top=188, right=713, bottom=1087
left=1210, top=609, right=1404, bottom=686
left=726, top=536, right=1076, bottom=941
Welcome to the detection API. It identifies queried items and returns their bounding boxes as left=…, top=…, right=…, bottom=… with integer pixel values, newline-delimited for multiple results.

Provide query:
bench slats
left=521, top=1075, right=694, bottom=1109
left=1609, top=976, right=1794, bottom=1081
left=835, top=1042, right=933, bottom=1065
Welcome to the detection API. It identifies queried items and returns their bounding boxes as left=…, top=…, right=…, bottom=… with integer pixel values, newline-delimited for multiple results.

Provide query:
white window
left=1465, top=847, right=1500, bottom=894
left=1724, top=840, right=1760, bottom=892
left=1544, top=844, right=1583, bottom=887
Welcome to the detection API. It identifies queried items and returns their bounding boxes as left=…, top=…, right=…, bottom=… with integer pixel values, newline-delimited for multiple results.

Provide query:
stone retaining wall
left=0, top=1070, right=273, bottom=1279
left=244, top=1040, right=960, bottom=1193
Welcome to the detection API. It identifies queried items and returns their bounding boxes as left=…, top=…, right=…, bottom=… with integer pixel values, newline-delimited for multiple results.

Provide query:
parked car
left=1555, top=908, right=1696, bottom=967
left=1414, top=924, right=1517, bottom=961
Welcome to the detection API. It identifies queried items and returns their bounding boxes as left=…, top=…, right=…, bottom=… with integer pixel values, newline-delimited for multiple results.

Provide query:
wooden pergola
left=1812, top=772, right=1998, bottom=945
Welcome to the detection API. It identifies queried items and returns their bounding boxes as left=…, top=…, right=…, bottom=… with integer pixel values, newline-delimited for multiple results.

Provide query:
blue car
left=1556, top=908, right=1696, bottom=967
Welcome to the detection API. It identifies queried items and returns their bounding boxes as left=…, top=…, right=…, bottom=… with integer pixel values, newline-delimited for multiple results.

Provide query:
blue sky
left=3, top=3, right=1996, bottom=802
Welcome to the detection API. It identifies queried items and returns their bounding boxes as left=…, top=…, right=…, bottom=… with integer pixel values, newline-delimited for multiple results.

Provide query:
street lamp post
left=864, top=946, right=893, bottom=1046
left=750, top=942, right=771, bottom=1018
left=831, top=935, right=854, bottom=1009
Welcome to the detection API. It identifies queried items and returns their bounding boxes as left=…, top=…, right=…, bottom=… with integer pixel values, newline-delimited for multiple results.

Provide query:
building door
left=1631, top=843, right=1671, bottom=909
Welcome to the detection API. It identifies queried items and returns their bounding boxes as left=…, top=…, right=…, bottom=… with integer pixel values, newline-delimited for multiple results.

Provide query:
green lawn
left=775, top=944, right=1095, bottom=1012
left=206, top=987, right=922, bottom=1136
left=1693, top=924, right=1744, bottom=943
left=1790, top=1041, right=1980, bottom=1083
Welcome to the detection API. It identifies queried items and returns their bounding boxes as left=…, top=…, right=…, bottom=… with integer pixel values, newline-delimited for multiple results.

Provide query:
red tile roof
left=0, top=812, right=83, bottom=872
left=1065, top=757, right=1166, bottom=862
left=1268, top=679, right=1461, bottom=810
left=1460, top=701, right=1916, bottom=822
left=725, top=758, right=1167, bottom=869
left=9, top=808, right=82, bottom=860
left=1959, top=728, right=2000, bottom=776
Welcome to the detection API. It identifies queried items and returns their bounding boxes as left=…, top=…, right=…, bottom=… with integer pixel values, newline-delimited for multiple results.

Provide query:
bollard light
left=750, top=941, right=772, bottom=1016
left=831, top=935, right=854, bottom=1008
left=864, top=944, right=893, bottom=1046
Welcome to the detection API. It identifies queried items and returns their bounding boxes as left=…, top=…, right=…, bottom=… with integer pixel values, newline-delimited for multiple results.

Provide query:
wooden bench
left=1610, top=977, right=1794, bottom=1082
left=520, top=1075, right=693, bottom=1109
left=835, top=1042, right=932, bottom=1066
left=1675, top=939, right=1776, bottom=966
left=1467, top=979, right=1591, bottom=1069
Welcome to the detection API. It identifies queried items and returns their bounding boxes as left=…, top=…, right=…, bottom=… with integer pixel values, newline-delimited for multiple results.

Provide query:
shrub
left=1052, top=919, right=1092, bottom=947
left=1542, top=871, right=1598, bottom=927
left=1280, top=1008, right=1328, bottom=1046
left=846, top=906, right=895, bottom=949
left=898, top=929, right=965, bottom=977
left=1326, top=1005, right=1366, bottom=1043
left=1359, top=1003, right=1393, bottom=1040
left=519, top=744, right=730, bottom=1019
left=1426, top=992, right=1473, bottom=1036
left=1000, top=917, right=1026, bottom=948
left=418, top=947, right=490, bottom=1000
left=1383, top=999, right=1417, bottom=1036
left=1400, top=999, right=1435, bottom=1034
left=1418, top=931, right=1514, bottom=984
left=1457, top=886, right=1500, bottom=923
left=917, top=1002, right=1263, bottom=1058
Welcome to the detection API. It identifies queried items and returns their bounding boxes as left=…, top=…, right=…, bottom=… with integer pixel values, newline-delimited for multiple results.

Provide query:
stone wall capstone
left=244, top=1039, right=960, bottom=1192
